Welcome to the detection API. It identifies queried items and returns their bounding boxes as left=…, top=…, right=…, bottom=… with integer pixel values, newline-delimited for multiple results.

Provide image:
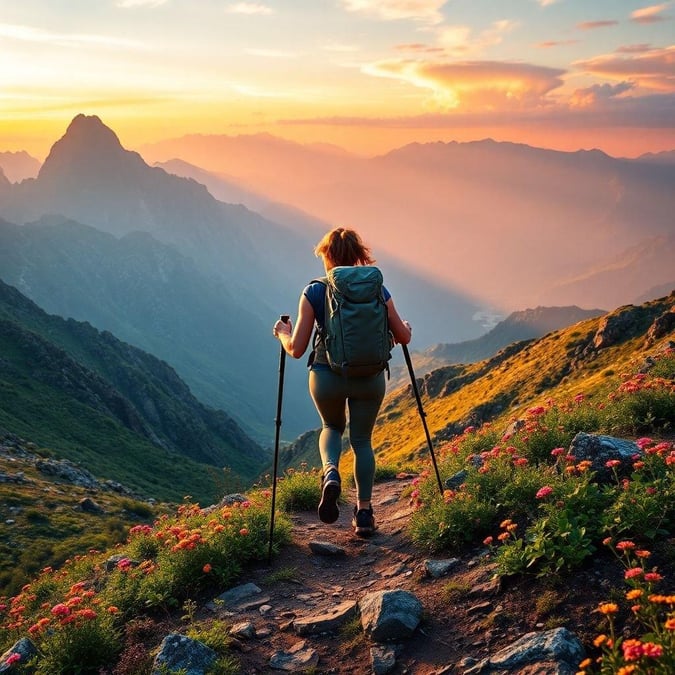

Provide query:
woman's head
left=314, top=227, right=374, bottom=268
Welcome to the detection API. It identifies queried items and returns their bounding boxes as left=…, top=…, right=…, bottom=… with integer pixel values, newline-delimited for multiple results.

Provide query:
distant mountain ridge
left=142, top=132, right=675, bottom=311
left=0, top=278, right=266, bottom=502
left=420, top=305, right=607, bottom=367
left=0, top=150, right=40, bottom=183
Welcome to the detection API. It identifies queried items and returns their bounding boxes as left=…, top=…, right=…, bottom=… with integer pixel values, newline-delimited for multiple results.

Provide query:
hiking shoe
left=352, top=506, right=376, bottom=537
left=318, top=470, right=341, bottom=524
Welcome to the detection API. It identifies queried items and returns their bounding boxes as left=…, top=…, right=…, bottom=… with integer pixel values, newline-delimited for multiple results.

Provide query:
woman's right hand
left=273, top=318, right=292, bottom=338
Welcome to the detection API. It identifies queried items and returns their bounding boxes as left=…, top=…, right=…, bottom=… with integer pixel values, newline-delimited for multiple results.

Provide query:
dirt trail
left=223, top=477, right=505, bottom=674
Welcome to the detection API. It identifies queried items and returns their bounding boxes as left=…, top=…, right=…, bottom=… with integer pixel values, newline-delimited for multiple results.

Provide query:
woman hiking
left=273, top=227, right=411, bottom=536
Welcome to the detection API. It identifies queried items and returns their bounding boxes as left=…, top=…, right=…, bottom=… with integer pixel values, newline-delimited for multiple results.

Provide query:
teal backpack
left=311, top=265, right=392, bottom=377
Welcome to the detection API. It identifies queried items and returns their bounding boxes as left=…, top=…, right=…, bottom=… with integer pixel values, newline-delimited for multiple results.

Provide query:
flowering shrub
left=492, top=465, right=610, bottom=576
left=604, top=362, right=675, bottom=435
left=602, top=439, right=675, bottom=540
left=0, top=493, right=290, bottom=672
left=578, top=540, right=674, bottom=674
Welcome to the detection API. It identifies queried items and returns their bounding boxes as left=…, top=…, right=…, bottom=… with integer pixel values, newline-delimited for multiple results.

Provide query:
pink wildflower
left=535, top=486, right=553, bottom=499
left=51, top=603, right=70, bottom=617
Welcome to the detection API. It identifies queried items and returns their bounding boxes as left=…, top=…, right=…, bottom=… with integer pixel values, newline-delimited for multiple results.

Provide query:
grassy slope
left=370, top=294, right=674, bottom=469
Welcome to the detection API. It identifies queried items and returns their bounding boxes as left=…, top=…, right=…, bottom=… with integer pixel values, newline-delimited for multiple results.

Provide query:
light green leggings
left=309, top=368, right=386, bottom=502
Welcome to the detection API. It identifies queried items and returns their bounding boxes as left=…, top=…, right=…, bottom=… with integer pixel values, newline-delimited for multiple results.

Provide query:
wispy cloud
left=630, top=3, right=671, bottom=23
left=394, top=43, right=445, bottom=54
left=575, top=46, right=675, bottom=92
left=436, top=20, right=518, bottom=57
left=537, top=39, right=579, bottom=48
left=577, top=20, right=619, bottom=30
left=364, top=58, right=565, bottom=109
left=225, top=3, right=274, bottom=15
left=537, top=0, right=559, bottom=7
left=615, top=44, right=653, bottom=53
left=0, top=22, right=144, bottom=49
left=341, top=0, right=445, bottom=24
left=244, top=47, right=298, bottom=58
left=278, top=92, right=675, bottom=130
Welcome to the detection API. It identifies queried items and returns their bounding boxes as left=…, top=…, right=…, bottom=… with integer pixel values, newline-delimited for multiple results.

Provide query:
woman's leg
left=309, top=369, right=347, bottom=474
left=347, top=371, right=386, bottom=504
left=309, top=369, right=348, bottom=524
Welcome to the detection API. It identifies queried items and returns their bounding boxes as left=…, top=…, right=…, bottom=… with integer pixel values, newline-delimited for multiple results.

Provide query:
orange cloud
left=577, top=20, right=619, bottom=30
left=536, top=40, right=579, bottom=48
left=575, top=46, right=675, bottom=92
left=569, top=81, right=635, bottom=108
left=363, top=59, right=565, bottom=110
left=615, top=44, right=654, bottom=53
left=630, top=4, right=671, bottom=23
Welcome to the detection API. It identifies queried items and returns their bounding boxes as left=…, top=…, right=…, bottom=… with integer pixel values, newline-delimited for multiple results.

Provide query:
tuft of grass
left=272, top=466, right=322, bottom=512
left=262, top=566, right=299, bottom=586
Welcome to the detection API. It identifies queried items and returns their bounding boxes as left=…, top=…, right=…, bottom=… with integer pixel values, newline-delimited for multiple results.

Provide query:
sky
left=1, top=0, right=674, bottom=159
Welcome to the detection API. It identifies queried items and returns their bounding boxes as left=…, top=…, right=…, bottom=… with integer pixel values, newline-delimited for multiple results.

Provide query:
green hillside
left=0, top=280, right=268, bottom=503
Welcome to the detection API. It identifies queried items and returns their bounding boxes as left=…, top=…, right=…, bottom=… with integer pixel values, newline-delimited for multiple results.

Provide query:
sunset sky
left=1, top=0, right=674, bottom=159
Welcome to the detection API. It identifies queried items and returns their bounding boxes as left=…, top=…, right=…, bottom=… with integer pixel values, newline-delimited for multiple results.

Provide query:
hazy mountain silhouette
left=155, top=157, right=487, bottom=348
left=142, top=134, right=675, bottom=312
left=0, top=150, right=41, bottom=183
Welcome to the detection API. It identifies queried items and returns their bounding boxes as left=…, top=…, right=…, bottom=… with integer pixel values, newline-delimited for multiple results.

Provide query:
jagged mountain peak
left=38, top=113, right=145, bottom=181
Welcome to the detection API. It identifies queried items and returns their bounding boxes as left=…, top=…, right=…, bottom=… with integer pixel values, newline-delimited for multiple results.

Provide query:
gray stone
left=444, top=469, right=468, bottom=489
left=359, top=590, right=423, bottom=642
left=569, top=432, right=642, bottom=481
left=151, top=633, right=217, bottom=675
left=308, top=540, right=346, bottom=556
left=293, top=600, right=358, bottom=635
left=465, top=627, right=585, bottom=674
left=0, top=638, right=38, bottom=672
left=208, top=582, right=262, bottom=611
left=424, top=558, right=460, bottom=578
left=371, top=644, right=397, bottom=674
left=269, top=640, right=320, bottom=671
left=229, top=621, right=256, bottom=639
left=78, top=497, right=104, bottom=513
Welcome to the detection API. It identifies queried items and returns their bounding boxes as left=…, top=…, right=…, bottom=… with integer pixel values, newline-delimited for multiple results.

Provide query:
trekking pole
left=268, top=315, right=290, bottom=565
left=401, top=343, right=444, bottom=496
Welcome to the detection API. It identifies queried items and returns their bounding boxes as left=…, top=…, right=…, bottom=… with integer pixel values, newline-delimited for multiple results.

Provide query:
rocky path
left=204, top=477, right=514, bottom=674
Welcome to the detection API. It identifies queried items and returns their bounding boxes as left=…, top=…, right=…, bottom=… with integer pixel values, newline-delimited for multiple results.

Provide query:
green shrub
left=494, top=473, right=610, bottom=577
left=273, top=466, right=322, bottom=512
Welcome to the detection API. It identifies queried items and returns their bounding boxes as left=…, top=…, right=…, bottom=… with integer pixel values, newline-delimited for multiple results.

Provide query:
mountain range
left=0, top=115, right=487, bottom=442
left=142, top=133, right=675, bottom=311
left=1, top=114, right=674, bottom=446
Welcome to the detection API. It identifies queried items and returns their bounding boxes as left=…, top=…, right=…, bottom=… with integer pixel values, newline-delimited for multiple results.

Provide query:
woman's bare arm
left=387, top=297, right=412, bottom=345
left=273, top=293, right=315, bottom=358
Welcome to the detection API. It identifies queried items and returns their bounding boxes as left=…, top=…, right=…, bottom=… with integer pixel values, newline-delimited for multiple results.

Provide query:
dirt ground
left=216, top=476, right=620, bottom=674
